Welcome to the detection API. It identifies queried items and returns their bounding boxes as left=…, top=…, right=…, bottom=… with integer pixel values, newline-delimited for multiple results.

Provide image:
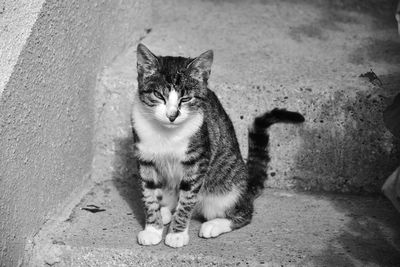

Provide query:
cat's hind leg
left=159, top=188, right=178, bottom=225
left=160, top=207, right=172, bottom=225
left=199, top=218, right=232, bottom=238
left=199, top=192, right=253, bottom=238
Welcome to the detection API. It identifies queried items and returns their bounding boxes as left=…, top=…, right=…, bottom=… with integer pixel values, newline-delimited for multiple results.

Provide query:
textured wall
left=0, top=0, right=150, bottom=266
left=0, top=0, right=44, bottom=95
left=146, top=0, right=400, bottom=194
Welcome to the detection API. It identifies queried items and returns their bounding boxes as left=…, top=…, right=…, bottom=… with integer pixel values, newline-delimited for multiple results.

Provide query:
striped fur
left=247, top=109, right=305, bottom=197
left=133, top=44, right=304, bottom=248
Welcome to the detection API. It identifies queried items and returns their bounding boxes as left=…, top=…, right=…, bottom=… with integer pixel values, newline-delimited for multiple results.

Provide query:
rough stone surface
left=0, top=0, right=44, bottom=95
left=23, top=0, right=400, bottom=266
left=0, top=1, right=150, bottom=266
left=143, top=0, right=400, bottom=193
left=93, top=0, right=400, bottom=193
left=39, top=180, right=400, bottom=266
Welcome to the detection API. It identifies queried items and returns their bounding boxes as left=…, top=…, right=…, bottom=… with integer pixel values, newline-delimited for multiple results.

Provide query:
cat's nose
left=167, top=112, right=179, bottom=122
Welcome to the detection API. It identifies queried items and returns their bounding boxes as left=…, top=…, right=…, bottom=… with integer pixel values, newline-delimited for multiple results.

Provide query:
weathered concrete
left=0, top=0, right=44, bottom=95
left=34, top=180, right=400, bottom=266
left=145, top=0, right=400, bottom=193
left=93, top=0, right=400, bottom=193
left=0, top=1, right=151, bottom=266
left=22, top=0, right=400, bottom=266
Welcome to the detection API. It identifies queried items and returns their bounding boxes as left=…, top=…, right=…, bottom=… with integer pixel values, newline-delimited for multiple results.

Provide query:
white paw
left=165, top=230, right=189, bottom=248
left=199, top=218, right=232, bottom=239
left=137, top=225, right=163, bottom=246
left=160, top=207, right=172, bottom=225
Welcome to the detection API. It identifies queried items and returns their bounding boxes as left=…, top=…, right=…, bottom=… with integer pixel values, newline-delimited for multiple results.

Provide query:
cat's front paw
left=137, top=226, right=163, bottom=246
left=165, top=230, right=189, bottom=248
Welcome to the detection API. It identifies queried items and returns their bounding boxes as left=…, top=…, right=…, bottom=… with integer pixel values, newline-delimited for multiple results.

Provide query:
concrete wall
left=146, top=0, right=400, bottom=194
left=0, top=0, right=150, bottom=266
left=0, top=0, right=44, bottom=96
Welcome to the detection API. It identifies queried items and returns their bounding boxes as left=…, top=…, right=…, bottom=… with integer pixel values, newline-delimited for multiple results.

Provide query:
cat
left=132, top=43, right=305, bottom=248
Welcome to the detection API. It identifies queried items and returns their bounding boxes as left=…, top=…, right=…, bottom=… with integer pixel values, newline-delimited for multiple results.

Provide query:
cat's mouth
left=163, top=121, right=181, bottom=128
left=164, top=122, right=177, bottom=127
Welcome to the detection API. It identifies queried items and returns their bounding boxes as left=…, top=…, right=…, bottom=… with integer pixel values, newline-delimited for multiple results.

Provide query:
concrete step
left=143, top=0, right=400, bottom=193
left=91, top=0, right=400, bottom=194
left=27, top=1, right=400, bottom=266
left=31, top=180, right=400, bottom=266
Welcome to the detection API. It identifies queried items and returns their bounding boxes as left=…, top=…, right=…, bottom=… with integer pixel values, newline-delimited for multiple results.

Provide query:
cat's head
left=136, top=43, right=213, bottom=127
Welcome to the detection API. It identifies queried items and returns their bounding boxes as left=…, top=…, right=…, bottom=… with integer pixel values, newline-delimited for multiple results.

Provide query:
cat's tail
left=247, top=108, right=304, bottom=198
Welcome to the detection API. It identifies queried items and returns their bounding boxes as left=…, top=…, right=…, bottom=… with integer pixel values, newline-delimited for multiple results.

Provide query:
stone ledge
left=30, top=180, right=400, bottom=266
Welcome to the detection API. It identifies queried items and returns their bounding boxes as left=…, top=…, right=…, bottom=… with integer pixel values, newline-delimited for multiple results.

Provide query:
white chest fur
left=132, top=96, right=203, bottom=182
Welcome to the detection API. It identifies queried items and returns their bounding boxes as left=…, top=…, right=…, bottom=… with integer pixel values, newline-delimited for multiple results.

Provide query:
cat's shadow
left=112, top=136, right=146, bottom=228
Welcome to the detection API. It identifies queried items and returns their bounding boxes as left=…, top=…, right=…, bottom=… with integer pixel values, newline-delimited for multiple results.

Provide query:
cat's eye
left=180, top=97, right=192, bottom=103
left=153, top=91, right=164, bottom=100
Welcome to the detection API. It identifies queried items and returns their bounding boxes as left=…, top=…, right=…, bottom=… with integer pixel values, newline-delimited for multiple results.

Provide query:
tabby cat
left=132, top=43, right=304, bottom=248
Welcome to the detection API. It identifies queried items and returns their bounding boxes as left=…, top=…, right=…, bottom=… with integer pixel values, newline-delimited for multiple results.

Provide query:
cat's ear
left=137, top=43, right=159, bottom=79
left=186, top=50, right=213, bottom=83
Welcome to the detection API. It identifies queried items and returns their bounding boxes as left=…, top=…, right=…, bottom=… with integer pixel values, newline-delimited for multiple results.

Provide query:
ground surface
left=45, top=181, right=400, bottom=266
left=145, top=0, right=400, bottom=193
left=31, top=0, right=400, bottom=266
left=95, top=0, right=400, bottom=193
